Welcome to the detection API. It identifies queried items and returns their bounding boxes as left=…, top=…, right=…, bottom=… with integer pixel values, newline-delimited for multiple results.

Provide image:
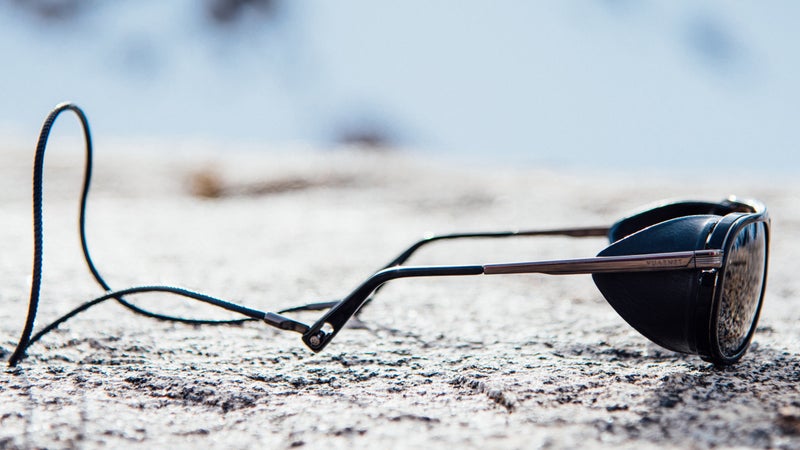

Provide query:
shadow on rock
left=630, top=345, right=800, bottom=448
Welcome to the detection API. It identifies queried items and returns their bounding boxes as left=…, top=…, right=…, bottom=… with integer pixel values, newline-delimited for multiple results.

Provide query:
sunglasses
left=296, top=197, right=769, bottom=366
left=8, top=104, right=771, bottom=367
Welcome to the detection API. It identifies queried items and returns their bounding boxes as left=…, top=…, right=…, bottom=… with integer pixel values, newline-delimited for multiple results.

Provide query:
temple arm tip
left=302, top=329, right=330, bottom=352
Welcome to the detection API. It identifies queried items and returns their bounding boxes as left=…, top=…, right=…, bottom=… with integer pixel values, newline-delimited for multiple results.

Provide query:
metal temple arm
left=484, top=249, right=723, bottom=275
left=279, top=227, right=611, bottom=316
left=300, top=249, right=722, bottom=353
left=383, top=227, right=610, bottom=268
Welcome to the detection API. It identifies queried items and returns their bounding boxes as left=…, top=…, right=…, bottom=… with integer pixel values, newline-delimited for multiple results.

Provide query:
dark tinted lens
left=716, top=221, right=767, bottom=356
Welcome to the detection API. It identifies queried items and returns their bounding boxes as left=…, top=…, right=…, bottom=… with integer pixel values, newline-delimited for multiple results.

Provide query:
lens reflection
left=716, top=221, right=767, bottom=357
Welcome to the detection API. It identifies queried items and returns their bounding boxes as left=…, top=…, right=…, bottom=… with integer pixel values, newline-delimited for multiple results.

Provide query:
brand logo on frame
left=645, top=258, right=684, bottom=267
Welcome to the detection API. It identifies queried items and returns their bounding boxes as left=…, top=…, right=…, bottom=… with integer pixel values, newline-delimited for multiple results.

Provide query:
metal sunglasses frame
left=290, top=204, right=769, bottom=362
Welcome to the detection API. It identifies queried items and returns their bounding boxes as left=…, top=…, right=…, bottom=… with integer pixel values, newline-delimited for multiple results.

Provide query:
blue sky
left=0, top=1, right=797, bottom=172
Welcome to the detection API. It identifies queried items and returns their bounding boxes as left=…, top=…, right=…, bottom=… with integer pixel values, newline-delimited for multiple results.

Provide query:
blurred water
left=0, top=1, right=797, bottom=174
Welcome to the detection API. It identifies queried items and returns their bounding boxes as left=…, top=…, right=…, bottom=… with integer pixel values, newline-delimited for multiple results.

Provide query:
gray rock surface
left=1, top=145, right=798, bottom=449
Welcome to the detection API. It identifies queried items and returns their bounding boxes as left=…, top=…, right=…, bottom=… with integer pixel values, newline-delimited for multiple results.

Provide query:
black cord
left=19, top=286, right=270, bottom=360
left=7, top=103, right=303, bottom=366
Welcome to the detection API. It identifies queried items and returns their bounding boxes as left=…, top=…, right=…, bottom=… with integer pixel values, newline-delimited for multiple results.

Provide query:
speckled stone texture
left=1, top=145, right=798, bottom=449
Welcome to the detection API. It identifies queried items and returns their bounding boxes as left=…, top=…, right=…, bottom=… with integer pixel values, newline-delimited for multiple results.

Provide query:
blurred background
left=0, top=0, right=797, bottom=174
